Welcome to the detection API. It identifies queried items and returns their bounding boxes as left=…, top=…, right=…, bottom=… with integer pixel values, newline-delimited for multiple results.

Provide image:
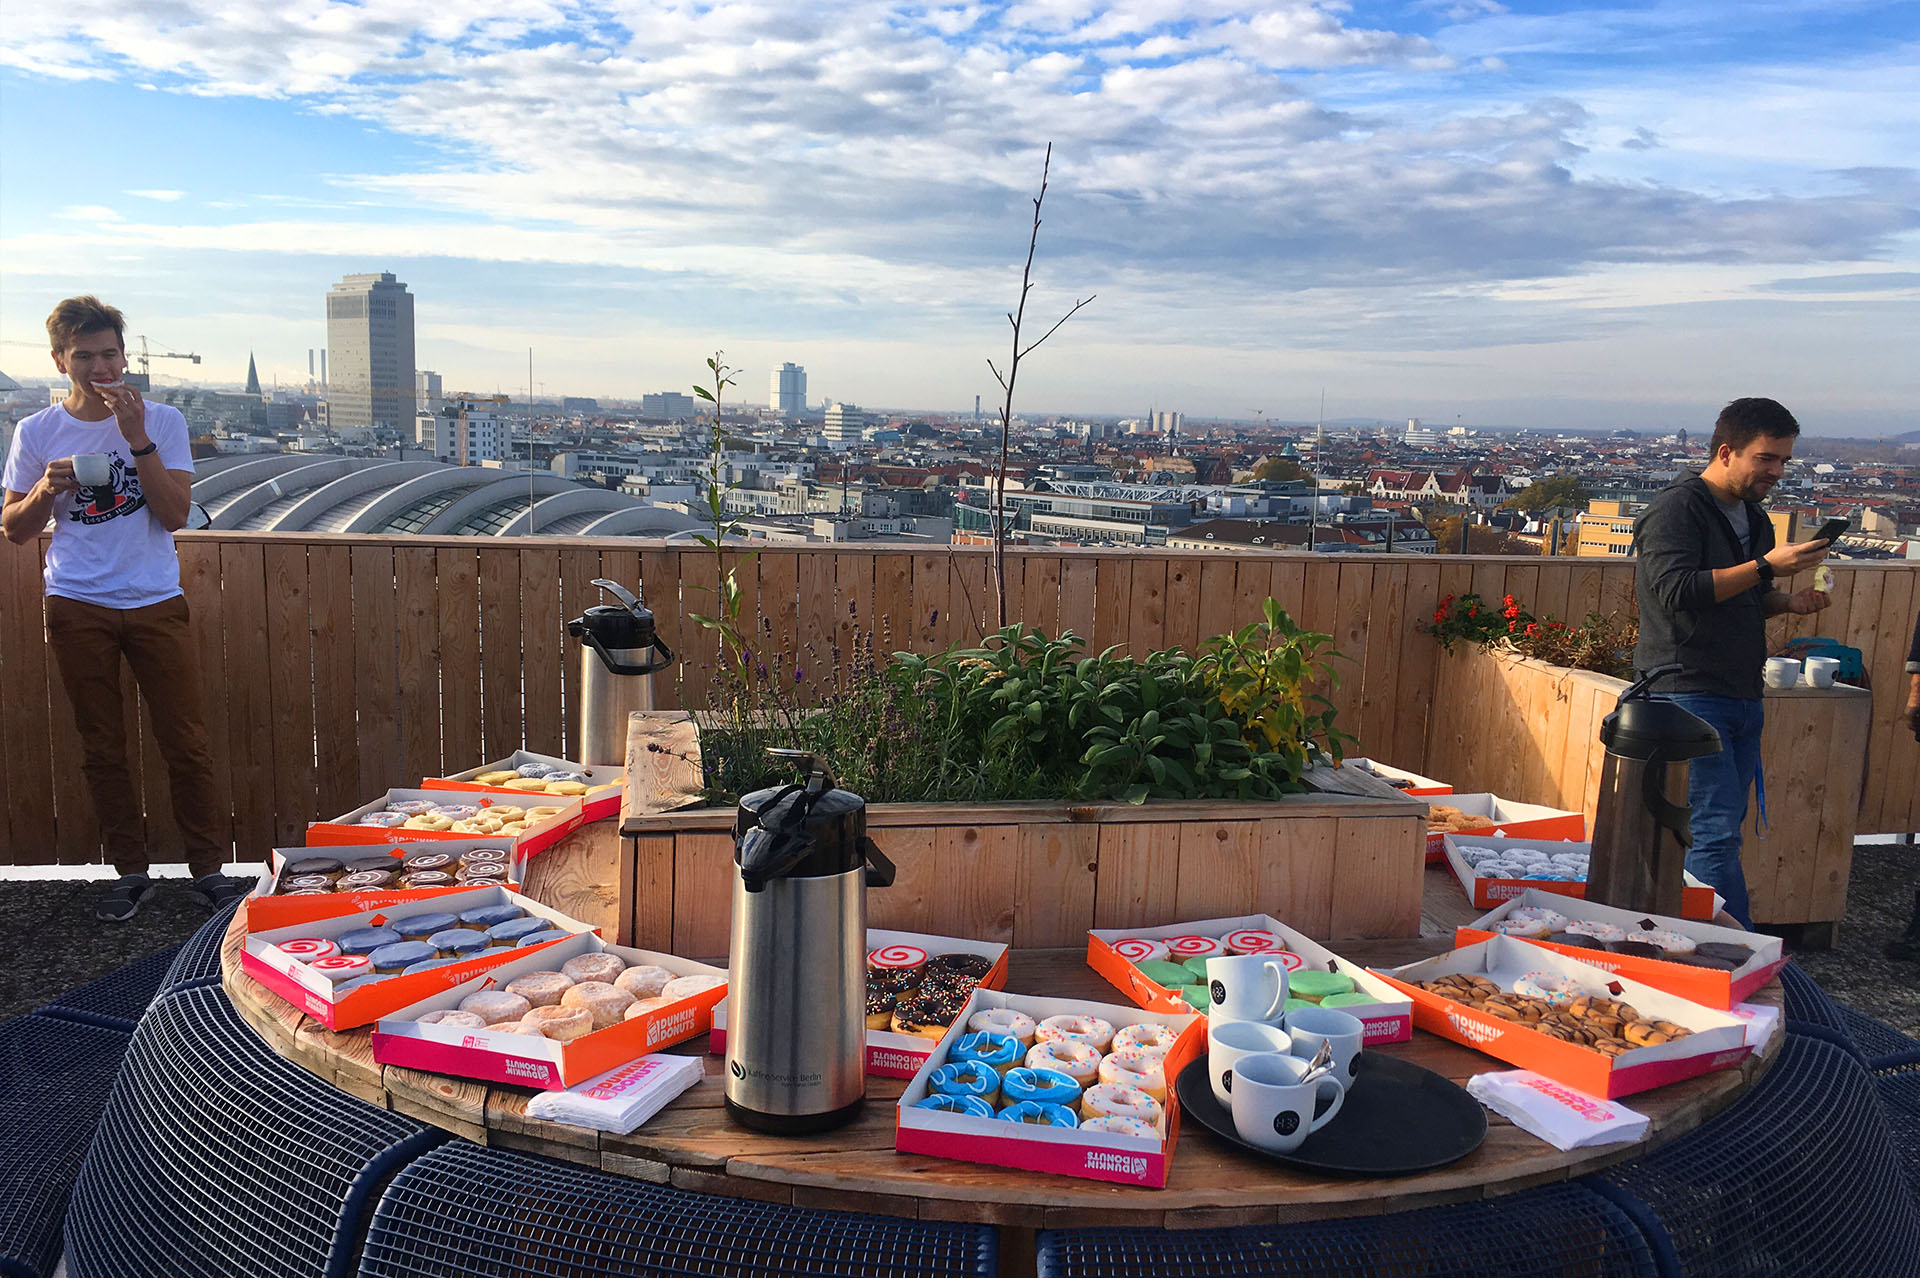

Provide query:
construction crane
left=136, top=335, right=201, bottom=379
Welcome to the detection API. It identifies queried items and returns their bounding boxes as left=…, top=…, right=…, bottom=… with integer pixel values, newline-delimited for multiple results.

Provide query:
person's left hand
left=1783, top=588, right=1830, bottom=615
left=93, top=382, right=148, bottom=446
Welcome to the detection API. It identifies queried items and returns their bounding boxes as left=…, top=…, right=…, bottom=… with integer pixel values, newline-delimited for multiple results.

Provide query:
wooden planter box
left=618, top=764, right=1429, bottom=958
left=1424, top=645, right=1870, bottom=936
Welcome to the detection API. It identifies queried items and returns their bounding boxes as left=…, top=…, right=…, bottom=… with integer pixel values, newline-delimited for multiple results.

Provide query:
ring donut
left=999, top=1065, right=1084, bottom=1108
left=1111, top=1023, right=1179, bottom=1059
left=967, top=1008, right=1038, bottom=1047
left=929, top=1060, right=1001, bottom=1108
left=403, top=813, right=453, bottom=831
left=948, top=1031, right=1021, bottom=1070
left=1035, top=1014, right=1114, bottom=1053
left=1080, top=1115, right=1159, bottom=1141
left=522, top=1004, right=595, bottom=1041
left=1079, top=1081, right=1164, bottom=1128
left=1513, top=971, right=1586, bottom=1006
left=1565, top=920, right=1628, bottom=944
left=1509, top=906, right=1570, bottom=931
left=1164, top=935, right=1226, bottom=959
left=1024, top=1040, right=1101, bottom=1086
left=1113, top=937, right=1171, bottom=964
left=1627, top=928, right=1697, bottom=956
left=913, top=1094, right=995, bottom=1118
left=1097, top=1049, right=1168, bottom=1105
left=1223, top=929, right=1287, bottom=955
left=997, top=1100, right=1079, bottom=1127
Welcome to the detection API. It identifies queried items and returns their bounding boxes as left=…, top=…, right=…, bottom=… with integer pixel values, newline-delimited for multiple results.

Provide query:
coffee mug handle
left=1261, top=960, right=1286, bottom=1021
left=1307, top=1076, right=1344, bottom=1133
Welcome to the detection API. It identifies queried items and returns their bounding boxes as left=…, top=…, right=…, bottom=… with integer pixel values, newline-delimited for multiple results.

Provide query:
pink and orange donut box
left=305, top=788, right=584, bottom=856
left=423, top=750, right=626, bottom=823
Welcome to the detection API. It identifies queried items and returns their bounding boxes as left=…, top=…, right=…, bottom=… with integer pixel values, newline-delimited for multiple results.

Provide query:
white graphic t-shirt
left=2, top=399, right=196, bottom=608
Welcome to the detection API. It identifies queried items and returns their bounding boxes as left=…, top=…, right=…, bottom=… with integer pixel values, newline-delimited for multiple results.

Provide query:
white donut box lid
left=241, top=885, right=595, bottom=1030
left=425, top=750, right=625, bottom=823
left=1348, top=758, right=1453, bottom=795
left=371, top=931, right=726, bottom=1090
left=1376, top=934, right=1751, bottom=1099
left=306, top=788, right=584, bottom=858
left=894, top=987, right=1204, bottom=1189
left=1423, top=794, right=1586, bottom=860
left=1459, top=887, right=1785, bottom=1011
left=708, top=928, right=1010, bottom=1080
left=1086, top=913, right=1413, bottom=1046
left=247, top=838, right=522, bottom=931
left=1442, top=834, right=1726, bottom=919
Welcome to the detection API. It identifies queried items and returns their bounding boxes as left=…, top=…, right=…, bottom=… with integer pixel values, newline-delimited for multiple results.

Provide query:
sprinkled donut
left=1492, top=917, right=1552, bottom=939
left=1112, top=1023, right=1179, bottom=1059
left=1113, top=937, right=1171, bottom=964
left=1000, top=1066, right=1084, bottom=1108
left=1025, top=1040, right=1102, bottom=1086
left=1035, top=1014, right=1115, bottom=1053
left=1627, top=928, right=1697, bottom=956
left=968, top=1008, right=1038, bottom=1047
left=1097, top=1049, right=1168, bottom=1104
left=1564, top=919, right=1627, bottom=944
left=1079, top=1081, right=1164, bottom=1127
left=1080, top=1115, right=1159, bottom=1141
left=1509, top=906, right=1571, bottom=931
left=1513, top=971, right=1586, bottom=1006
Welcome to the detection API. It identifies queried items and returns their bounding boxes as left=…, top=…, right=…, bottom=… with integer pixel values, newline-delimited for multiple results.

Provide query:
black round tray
left=1175, top=1051, right=1487, bottom=1175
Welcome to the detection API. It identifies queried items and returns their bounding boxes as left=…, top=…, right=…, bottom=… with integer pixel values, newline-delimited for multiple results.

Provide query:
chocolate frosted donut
left=338, top=870, right=394, bottom=890
left=280, top=875, right=336, bottom=892
left=926, top=952, right=993, bottom=979
left=459, top=846, right=511, bottom=866
left=286, top=856, right=343, bottom=879
left=456, top=864, right=509, bottom=885
left=402, top=851, right=456, bottom=873
left=1695, top=942, right=1755, bottom=965
left=1607, top=940, right=1664, bottom=959
left=399, top=871, right=456, bottom=889
left=1548, top=931, right=1607, bottom=950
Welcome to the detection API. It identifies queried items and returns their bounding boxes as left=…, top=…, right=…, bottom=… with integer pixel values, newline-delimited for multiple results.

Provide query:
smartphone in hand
left=1813, top=517, right=1849, bottom=544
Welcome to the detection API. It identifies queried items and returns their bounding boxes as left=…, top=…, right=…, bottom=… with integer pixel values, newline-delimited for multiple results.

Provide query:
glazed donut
left=1098, top=1049, right=1168, bottom=1105
left=1509, top=906, right=1571, bottom=932
left=447, top=821, right=489, bottom=835
left=949, top=1032, right=1021, bottom=1071
left=1224, top=929, right=1287, bottom=956
left=546, top=780, right=589, bottom=796
left=1111, top=1023, right=1179, bottom=1060
left=459, top=990, right=532, bottom=1023
left=929, top=1060, right=1001, bottom=1108
left=562, top=953, right=627, bottom=985
left=1491, top=917, right=1552, bottom=939
left=625, top=996, right=674, bottom=1018
left=503, top=776, right=550, bottom=791
left=1627, top=929, right=1697, bottom=956
left=278, top=938, right=339, bottom=963
left=525, top=806, right=565, bottom=820
left=968, top=1008, right=1038, bottom=1047
left=1079, top=1082, right=1164, bottom=1128
left=1080, top=1115, right=1159, bottom=1141
left=506, top=971, right=574, bottom=1007
left=498, top=822, right=530, bottom=836
left=417, top=1009, right=487, bottom=1029
left=474, top=770, right=520, bottom=785
left=1164, top=935, right=1226, bottom=960
left=485, top=1021, right=543, bottom=1036
left=1565, top=920, right=1628, bottom=944
left=1113, top=937, right=1171, bottom=964
left=1024, top=1040, right=1101, bottom=1086
left=403, top=814, right=454, bottom=831
left=1035, top=1014, right=1115, bottom=1053
left=522, top=1004, right=595, bottom=1042
left=614, top=965, right=674, bottom=999
left=662, top=974, right=726, bottom=1000
left=561, top=980, right=636, bottom=1028
left=1000, top=1066, right=1084, bottom=1108
left=997, top=1101, right=1079, bottom=1127
left=1513, top=972, right=1586, bottom=1006
left=913, top=1094, right=995, bottom=1118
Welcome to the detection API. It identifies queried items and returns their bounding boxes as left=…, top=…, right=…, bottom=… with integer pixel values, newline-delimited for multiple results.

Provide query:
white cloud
left=124, top=188, right=186, bottom=201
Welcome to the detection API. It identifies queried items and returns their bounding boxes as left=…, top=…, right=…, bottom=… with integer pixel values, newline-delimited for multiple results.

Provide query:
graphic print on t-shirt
left=68, top=454, right=145, bottom=526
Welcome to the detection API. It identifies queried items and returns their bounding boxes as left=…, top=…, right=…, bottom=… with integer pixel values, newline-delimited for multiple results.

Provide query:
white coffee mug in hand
left=1284, top=1005, right=1367, bottom=1089
left=71, top=453, right=112, bottom=487
left=1230, top=1051, right=1345, bottom=1154
left=1206, top=954, right=1288, bottom=1024
left=1208, top=1017, right=1292, bottom=1107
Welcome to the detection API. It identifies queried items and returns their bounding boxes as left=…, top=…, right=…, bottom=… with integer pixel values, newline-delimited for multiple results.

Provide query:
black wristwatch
left=1754, top=556, right=1775, bottom=584
left=129, top=441, right=158, bottom=457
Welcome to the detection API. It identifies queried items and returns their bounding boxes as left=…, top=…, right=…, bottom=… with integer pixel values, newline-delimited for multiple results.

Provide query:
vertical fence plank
left=1392, top=558, right=1443, bottom=770
left=264, top=542, right=317, bottom=845
left=351, top=543, right=400, bottom=807
left=1126, top=558, right=1167, bottom=655
left=1014, top=824, right=1098, bottom=947
left=794, top=551, right=836, bottom=698
left=836, top=547, right=876, bottom=680
left=220, top=540, right=275, bottom=859
left=435, top=546, right=482, bottom=775
left=1093, top=558, right=1134, bottom=655
left=479, top=543, right=522, bottom=762
left=1233, top=556, right=1275, bottom=629
left=1268, top=556, right=1306, bottom=622
left=753, top=548, right=799, bottom=680
left=394, top=545, right=441, bottom=787
left=0, top=545, right=53, bottom=862
left=950, top=549, right=991, bottom=645
left=1328, top=562, right=1371, bottom=734
left=1173, top=820, right=1258, bottom=922
left=1357, top=561, right=1406, bottom=759
left=1057, top=555, right=1097, bottom=646
left=637, top=545, right=684, bottom=713
left=1195, top=557, right=1237, bottom=650
left=1017, top=551, right=1060, bottom=640
left=1162, top=557, right=1203, bottom=653
left=557, top=546, right=603, bottom=758
left=909, top=551, right=949, bottom=650
left=308, top=544, right=357, bottom=821
left=1866, top=569, right=1915, bottom=834
left=179, top=539, right=235, bottom=861
left=136, top=667, right=182, bottom=864
left=520, top=546, right=564, bottom=754
left=1091, top=823, right=1182, bottom=930
left=874, top=552, right=913, bottom=652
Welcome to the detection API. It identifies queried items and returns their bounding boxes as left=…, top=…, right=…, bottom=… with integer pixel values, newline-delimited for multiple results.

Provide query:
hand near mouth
left=92, top=380, right=147, bottom=443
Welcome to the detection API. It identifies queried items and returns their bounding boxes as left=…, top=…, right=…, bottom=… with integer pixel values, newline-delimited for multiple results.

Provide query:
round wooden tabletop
left=218, top=889, right=1782, bottom=1233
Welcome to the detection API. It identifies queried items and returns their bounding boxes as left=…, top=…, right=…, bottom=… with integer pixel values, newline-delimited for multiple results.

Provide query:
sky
left=1, top=1, right=1916, bottom=432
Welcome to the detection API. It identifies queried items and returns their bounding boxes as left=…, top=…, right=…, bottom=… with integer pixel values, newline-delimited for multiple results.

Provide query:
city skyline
left=1, top=2, right=1916, bottom=432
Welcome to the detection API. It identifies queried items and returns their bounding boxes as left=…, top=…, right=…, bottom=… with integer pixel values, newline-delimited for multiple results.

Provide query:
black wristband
left=1754, top=556, right=1775, bottom=584
left=129, top=441, right=158, bottom=457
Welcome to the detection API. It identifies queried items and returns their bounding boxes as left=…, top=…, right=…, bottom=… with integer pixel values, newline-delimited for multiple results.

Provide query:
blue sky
left=2, top=1, right=1915, bottom=432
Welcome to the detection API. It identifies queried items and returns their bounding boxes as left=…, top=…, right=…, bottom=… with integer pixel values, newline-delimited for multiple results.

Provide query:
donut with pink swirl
left=867, top=943, right=928, bottom=976
left=1224, top=929, right=1287, bottom=956
left=1164, top=935, right=1225, bottom=959
left=279, top=938, right=339, bottom=963
left=1113, top=937, right=1171, bottom=964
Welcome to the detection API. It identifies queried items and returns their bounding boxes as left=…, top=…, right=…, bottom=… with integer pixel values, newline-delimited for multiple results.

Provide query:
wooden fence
left=2, top=533, right=1915, bottom=866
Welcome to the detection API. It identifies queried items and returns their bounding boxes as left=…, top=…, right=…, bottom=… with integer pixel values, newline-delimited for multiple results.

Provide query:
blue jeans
left=1662, top=695, right=1764, bottom=929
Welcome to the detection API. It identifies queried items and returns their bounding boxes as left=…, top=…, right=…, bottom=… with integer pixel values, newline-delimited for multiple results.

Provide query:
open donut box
left=708, top=928, right=1010, bottom=1079
left=1424, top=794, right=1586, bottom=864
left=241, top=886, right=593, bottom=1030
left=305, top=788, right=583, bottom=856
left=371, top=931, right=727, bottom=1089
left=1443, top=834, right=1723, bottom=919
left=1457, top=890, right=1786, bottom=1010
left=245, top=839, right=524, bottom=931
left=894, top=988, right=1203, bottom=1188
left=1349, top=758, right=1454, bottom=796
left=1086, top=914, right=1413, bottom=1047
left=1375, top=935, right=1751, bottom=1098
left=424, top=750, right=626, bottom=822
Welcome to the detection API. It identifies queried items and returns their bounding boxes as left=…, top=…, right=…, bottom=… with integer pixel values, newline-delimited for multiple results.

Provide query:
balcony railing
left=3, top=533, right=1915, bottom=867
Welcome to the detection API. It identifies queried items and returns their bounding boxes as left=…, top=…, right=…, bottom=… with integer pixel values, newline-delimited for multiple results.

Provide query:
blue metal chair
left=1776, top=960, right=1850, bottom=1036
left=1837, top=1005, right=1920, bottom=1073
left=63, top=984, right=444, bottom=1278
left=0, top=1013, right=133, bottom=1278
left=1589, top=1033, right=1920, bottom=1277
left=1035, top=1180, right=1655, bottom=1277
left=1877, top=1068, right=1920, bottom=1209
left=40, top=944, right=182, bottom=1032
left=156, top=899, right=240, bottom=997
left=356, top=1141, right=998, bottom=1278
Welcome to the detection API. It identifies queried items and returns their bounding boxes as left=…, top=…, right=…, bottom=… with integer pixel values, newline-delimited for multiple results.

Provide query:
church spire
left=245, top=351, right=262, bottom=396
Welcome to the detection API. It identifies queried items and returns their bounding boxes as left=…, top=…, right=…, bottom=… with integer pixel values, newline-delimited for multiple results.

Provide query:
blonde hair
left=46, top=295, right=126, bottom=356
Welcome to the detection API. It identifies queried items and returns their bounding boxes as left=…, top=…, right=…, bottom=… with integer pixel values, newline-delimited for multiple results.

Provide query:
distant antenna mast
left=1310, top=388, right=1325, bottom=552
left=528, top=347, right=537, bottom=534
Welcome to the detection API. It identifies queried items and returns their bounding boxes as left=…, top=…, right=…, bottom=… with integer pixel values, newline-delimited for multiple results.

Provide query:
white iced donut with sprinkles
left=1113, top=937, right=1171, bottom=964
left=1627, top=928, right=1697, bottom=956
left=1080, top=1115, right=1160, bottom=1141
left=1224, top=929, right=1287, bottom=956
left=1111, top=1022, right=1179, bottom=1059
left=1025, top=1039, right=1101, bottom=1085
left=1564, top=920, right=1627, bottom=943
left=1079, top=1081, right=1164, bottom=1127
left=1098, top=1049, right=1167, bottom=1104
left=1509, top=906, right=1570, bottom=932
left=968, top=1007, right=1038, bottom=1047
left=1164, top=935, right=1225, bottom=960
left=1513, top=972, right=1585, bottom=1006
left=1035, top=1013, right=1115, bottom=1053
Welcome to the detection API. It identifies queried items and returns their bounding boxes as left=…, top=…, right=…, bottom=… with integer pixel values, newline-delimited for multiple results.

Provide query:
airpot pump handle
left=765, top=747, right=838, bottom=796
left=591, top=578, right=645, bottom=614
left=1618, top=663, right=1685, bottom=704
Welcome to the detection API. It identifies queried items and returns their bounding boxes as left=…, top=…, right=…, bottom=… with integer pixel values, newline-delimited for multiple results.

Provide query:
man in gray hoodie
left=1632, top=398, right=1830, bottom=927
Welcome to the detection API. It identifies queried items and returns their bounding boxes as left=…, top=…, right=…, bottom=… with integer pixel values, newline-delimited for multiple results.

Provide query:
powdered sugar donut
left=1513, top=972, right=1585, bottom=1006
left=1164, top=935, right=1226, bottom=960
left=1224, top=929, right=1287, bottom=956
left=485, top=1021, right=542, bottom=1036
left=661, top=973, right=726, bottom=1000
left=1098, top=1049, right=1168, bottom=1104
left=562, top=953, right=626, bottom=986
left=1035, top=1014, right=1115, bottom=1053
left=1564, top=920, right=1627, bottom=944
left=522, top=1004, right=594, bottom=1041
left=1628, top=928, right=1697, bottom=956
left=1025, top=1039, right=1101, bottom=1085
left=968, top=1007, right=1038, bottom=1047
left=505, top=971, right=573, bottom=1008
left=1111, top=1023, right=1179, bottom=1059
left=614, top=965, right=674, bottom=999
left=1079, top=1081, right=1164, bottom=1127
left=417, top=1009, right=487, bottom=1029
left=459, top=990, right=532, bottom=1023
left=625, top=996, right=674, bottom=1019
left=1080, top=1115, right=1159, bottom=1141
left=561, top=980, right=635, bottom=1028
left=1113, top=937, right=1171, bottom=964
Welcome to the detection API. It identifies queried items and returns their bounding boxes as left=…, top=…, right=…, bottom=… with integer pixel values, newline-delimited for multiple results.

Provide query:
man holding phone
left=1633, top=397, right=1832, bottom=928
left=2, top=295, right=237, bottom=921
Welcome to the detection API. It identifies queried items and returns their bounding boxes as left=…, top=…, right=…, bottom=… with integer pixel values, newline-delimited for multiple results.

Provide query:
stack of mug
left=1206, top=954, right=1365, bottom=1155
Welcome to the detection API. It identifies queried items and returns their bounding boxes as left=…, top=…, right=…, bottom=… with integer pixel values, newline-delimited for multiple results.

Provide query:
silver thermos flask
left=725, top=750, right=895, bottom=1133
left=1586, top=664, right=1722, bottom=917
left=565, top=579, right=675, bottom=767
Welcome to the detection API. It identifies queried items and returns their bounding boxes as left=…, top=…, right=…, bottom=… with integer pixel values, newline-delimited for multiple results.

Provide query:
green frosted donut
left=1320, top=991, right=1379, bottom=1008
left=1289, top=971, right=1355, bottom=1002
left=1137, top=959, right=1190, bottom=988
left=1179, top=985, right=1211, bottom=1011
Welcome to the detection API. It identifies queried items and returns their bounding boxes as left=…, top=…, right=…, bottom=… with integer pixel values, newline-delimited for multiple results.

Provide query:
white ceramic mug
left=1284, top=1005, right=1367, bottom=1089
left=1208, top=1017, right=1292, bottom=1107
left=1762, top=657, right=1801, bottom=689
left=70, top=453, right=112, bottom=487
left=1229, top=1051, right=1346, bottom=1154
left=1206, top=954, right=1288, bottom=1024
left=1802, top=656, right=1840, bottom=689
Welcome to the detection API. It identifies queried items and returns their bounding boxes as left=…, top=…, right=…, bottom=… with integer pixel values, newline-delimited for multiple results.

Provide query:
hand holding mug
left=70, top=453, right=113, bottom=489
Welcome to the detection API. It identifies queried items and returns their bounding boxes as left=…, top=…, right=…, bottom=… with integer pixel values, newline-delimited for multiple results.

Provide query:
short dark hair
left=46, top=295, right=126, bottom=357
left=1710, top=397, right=1800, bottom=457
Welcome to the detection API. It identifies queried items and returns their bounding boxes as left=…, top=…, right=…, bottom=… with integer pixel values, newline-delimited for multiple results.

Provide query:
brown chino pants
left=46, top=593, right=227, bottom=878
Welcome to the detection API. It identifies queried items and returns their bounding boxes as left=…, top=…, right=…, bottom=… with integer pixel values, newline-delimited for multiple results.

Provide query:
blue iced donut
left=337, top=925, right=401, bottom=955
left=367, top=940, right=436, bottom=973
left=458, top=903, right=526, bottom=929
left=402, top=956, right=468, bottom=975
left=487, top=917, right=553, bottom=947
left=391, top=912, right=460, bottom=941
left=428, top=928, right=490, bottom=958
left=913, top=1094, right=995, bottom=1118
left=1000, top=1066, right=1083, bottom=1109
left=949, top=1031, right=1020, bottom=1071
left=930, top=1060, right=1001, bottom=1107
left=998, top=1100, right=1079, bottom=1128
left=515, top=928, right=571, bottom=948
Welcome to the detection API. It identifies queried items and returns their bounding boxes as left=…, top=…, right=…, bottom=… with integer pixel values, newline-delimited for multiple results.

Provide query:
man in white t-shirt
left=2, top=295, right=237, bottom=920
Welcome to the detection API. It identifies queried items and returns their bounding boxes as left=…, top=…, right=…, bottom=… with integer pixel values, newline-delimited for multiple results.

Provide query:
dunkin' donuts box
left=1444, top=834, right=1723, bottom=919
left=371, top=932, right=726, bottom=1089
left=245, top=839, right=521, bottom=931
left=425, top=750, right=625, bottom=822
left=1376, top=935, right=1750, bottom=1099
left=894, top=988, right=1203, bottom=1188
left=708, top=929, right=1010, bottom=1079
left=306, top=788, right=582, bottom=857
left=241, top=887, right=592, bottom=1030
left=1086, top=914, right=1412, bottom=1046
left=1457, top=890, right=1785, bottom=1010
left=1423, top=793, right=1585, bottom=863
left=1350, top=758, right=1454, bottom=796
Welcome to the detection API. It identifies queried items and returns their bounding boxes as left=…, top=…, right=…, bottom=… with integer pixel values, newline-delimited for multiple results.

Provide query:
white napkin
left=1725, top=1001, right=1781, bottom=1053
left=1466, top=1070, right=1650, bottom=1150
left=524, top=1053, right=705, bottom=1134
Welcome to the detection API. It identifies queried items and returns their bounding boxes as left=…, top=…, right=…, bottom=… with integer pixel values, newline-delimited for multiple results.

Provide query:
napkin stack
left=525, top=1053, right=705, bottom=1134
left=1467, top=1070, right=1650, bottom=1151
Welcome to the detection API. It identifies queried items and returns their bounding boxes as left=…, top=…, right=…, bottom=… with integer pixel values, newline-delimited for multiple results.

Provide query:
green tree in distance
left=1503, top=473, right=1591, bottom=512
left=1251, top=456, right=1310, bottom=484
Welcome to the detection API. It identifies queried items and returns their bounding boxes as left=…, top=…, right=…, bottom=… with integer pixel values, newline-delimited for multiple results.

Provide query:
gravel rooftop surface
left=4, top=844, right=1919, bottom=1034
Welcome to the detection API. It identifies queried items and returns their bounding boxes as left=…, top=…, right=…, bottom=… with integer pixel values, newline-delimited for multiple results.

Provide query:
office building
left=823, top=402, right=870, bottom=448
left=771, top=363, right=807, bottom=416
left=640, top=391, right=696, bottom=420
left=325, top=272, right=416, bottom=433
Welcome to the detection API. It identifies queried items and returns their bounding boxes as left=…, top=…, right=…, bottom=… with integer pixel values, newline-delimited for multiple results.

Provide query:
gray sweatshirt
left=1632, top=475, right=1775, bottom=700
